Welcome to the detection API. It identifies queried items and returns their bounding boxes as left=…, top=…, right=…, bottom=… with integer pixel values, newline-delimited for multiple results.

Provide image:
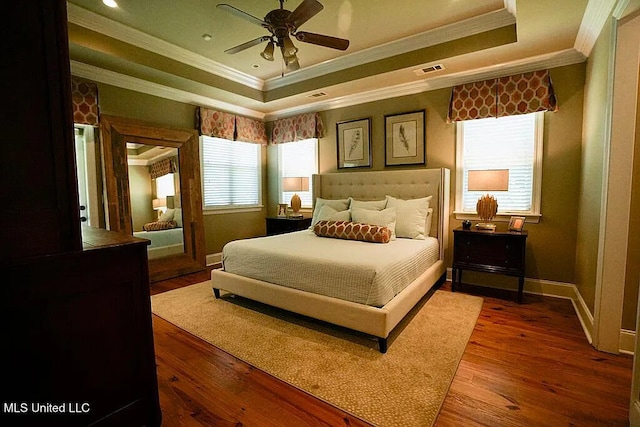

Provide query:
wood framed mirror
left=101, top=115, right=206, bottom=282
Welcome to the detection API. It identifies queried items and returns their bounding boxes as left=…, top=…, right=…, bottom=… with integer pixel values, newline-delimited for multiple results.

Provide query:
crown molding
left=70, top=61, right=266, bottom=119
left=67, top=3, right=264, bottom=91
left=263, top=8, right=516, bottom=91
left=264, top=48, right=586, bottom=120
left=574, top=0, right=619, bottom=56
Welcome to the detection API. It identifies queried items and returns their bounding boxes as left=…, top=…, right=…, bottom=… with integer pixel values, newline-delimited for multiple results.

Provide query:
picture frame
left=337, top=118, right=371, bottom=168
left=277, top=203, right=288, bottom=218
left=384, top=110, right=425, bottom=166
left=508, top=216, right=526, bottom=231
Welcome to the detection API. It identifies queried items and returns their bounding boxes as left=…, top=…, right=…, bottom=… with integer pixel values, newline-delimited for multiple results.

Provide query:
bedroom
left=3, top=0, right=640, bottom=426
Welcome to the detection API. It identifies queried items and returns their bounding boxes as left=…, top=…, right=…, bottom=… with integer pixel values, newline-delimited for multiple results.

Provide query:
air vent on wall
left=308, top=92, right=327, bottom=98
left=413, top=64, right=445, bottom=76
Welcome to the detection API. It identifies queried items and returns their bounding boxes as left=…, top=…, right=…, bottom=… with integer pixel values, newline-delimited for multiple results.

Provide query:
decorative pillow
left=425, top=208, right=433, bottom=237
left=351, top=207, right=397, bottom=240
left=158, top=208, right=175, bottom=222
left=311, top=198, right=350, bottom=227
left=316, top=205, right=351, bottom=222
left=313, top=220, right=391, bottom=243
left=348, top=198, right=387, bottom=211
left=385, top=195, right=432, bottom=239
left=174, top=208, right=183, bottom=227
left=143, top=220, right=177, bottom=231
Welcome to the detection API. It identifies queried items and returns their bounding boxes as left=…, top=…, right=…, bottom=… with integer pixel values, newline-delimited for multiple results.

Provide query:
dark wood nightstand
left=452, top=225, right=528, bottom=303
left=266, top=217, right=312, bottom=236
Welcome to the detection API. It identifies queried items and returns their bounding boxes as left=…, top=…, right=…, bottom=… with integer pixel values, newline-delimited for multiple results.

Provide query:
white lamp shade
left=282, top=177, right=309, bottom=192
left=468, top=169, right=509, bottom=192
left=152, top=198, right=166, bottom=210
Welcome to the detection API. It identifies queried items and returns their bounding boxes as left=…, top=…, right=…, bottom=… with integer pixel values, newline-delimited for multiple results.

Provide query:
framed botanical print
left=384, top=110, right=425, bottom=166
left=337, top=118, right=371, bottom=168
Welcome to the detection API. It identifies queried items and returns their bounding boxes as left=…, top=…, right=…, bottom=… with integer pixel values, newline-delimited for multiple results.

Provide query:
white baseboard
left=206, top=252, right=222, bottom=267
left=620, top=329, right=636, bottom=355
left=445, top=268, right=633, bottom=354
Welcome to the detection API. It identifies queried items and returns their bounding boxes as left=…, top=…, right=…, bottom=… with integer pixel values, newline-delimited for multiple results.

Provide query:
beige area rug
left=151, top=281, right=483, bottom=427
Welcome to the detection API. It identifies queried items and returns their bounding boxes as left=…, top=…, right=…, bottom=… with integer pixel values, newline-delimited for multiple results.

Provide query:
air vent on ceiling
left=413, top=64, right=445, bottom=76
left=307, top=92, right=327, bottom=98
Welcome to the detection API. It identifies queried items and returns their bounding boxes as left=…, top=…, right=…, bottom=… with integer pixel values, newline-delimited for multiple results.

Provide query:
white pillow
left=316, top=205, right=351, bottom=222
left=351, top=207, right=397, bottom=240
left=158, top=208, right=175, bottom=222
left=424, top=208, right=433, bottom=237
left=174, top=208, right=183, bottom=227
left=311, top=198, right=350, bottom=226
left=385, top=195, right=432, bottom=239
left=348, top=198, right=387, bottom=211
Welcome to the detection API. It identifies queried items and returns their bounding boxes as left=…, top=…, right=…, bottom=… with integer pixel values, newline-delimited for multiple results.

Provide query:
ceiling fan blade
left=287, top=0, right=324, bottom=29
left=224, top=36, right=271, bottom=54
left=217, top=4, right=267, bottom=27
left=294, top=32, right=349, bottom=50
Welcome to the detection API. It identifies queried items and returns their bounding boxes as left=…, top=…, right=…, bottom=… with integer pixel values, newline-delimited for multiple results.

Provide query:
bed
left=211, top=168, right=450, bottom=352
left=133, top=227, right=184, bottom=259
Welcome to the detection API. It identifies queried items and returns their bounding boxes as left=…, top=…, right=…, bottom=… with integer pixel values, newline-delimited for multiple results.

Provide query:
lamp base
left=475, top=222, right=496, bottom=230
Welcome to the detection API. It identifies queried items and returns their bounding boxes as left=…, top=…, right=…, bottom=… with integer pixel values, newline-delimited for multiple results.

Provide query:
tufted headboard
left=312, top=168, right=450, bottom=259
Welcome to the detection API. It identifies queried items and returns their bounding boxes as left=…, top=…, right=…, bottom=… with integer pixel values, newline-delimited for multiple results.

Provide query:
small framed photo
left=337, top=118, right=371, bottom=168
left=385, top=110, right=425, bottom=166
left=508, top=216, right=526, bottom=231
left=277, top=203, right=288, bottom=218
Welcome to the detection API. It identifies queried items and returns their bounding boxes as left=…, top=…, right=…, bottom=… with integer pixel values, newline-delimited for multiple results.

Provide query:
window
left=278, top=139, right=318, bottom=209
left=155, top=173, right=175, bottom=200
left=201, top=136, right=261, bottom=209
left=455, top=112, right=543, bottom=221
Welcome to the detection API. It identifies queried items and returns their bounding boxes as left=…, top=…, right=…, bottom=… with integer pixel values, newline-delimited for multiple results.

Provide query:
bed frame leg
left=378, top=338, right=388, bottom=353
left=212, top=288, right=220, bottom=299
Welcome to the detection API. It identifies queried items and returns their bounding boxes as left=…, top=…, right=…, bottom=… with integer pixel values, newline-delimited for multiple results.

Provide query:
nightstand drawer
left=266, top=217, right=312, bottom=236
left=454, top=234, right=524, bottom=271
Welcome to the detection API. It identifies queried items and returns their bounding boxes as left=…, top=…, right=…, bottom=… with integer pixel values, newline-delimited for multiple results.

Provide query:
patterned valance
left=271, top=112, right=325, bottom=144
left=196, top=107, right=267, bottom=145
left=149, top=157, right=177, bottom=180
left=236, top=116, right=268, bottom=145
left=71, top=76, right=99, bottom=126
left=448, top=69, right=557, bottom=122
left=197, top=107, right=235, bottom=140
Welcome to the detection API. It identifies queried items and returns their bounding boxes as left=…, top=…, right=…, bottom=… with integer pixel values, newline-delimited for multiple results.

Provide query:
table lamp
left=282, top=177, right=309, bottom=218
left=467, top=169, right=509, bottom=230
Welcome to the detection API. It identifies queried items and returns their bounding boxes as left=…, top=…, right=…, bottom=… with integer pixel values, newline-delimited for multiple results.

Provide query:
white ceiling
left=66, top=0, right=626, bottom=120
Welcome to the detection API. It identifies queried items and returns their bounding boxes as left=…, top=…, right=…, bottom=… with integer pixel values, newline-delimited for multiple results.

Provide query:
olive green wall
left=288, top=64, right=585, bottom=284
left=95, top=82, right=267, bottom=254
left=574, top=22, right=612, bottom=315
left=127, top=164, right=154, bottom=232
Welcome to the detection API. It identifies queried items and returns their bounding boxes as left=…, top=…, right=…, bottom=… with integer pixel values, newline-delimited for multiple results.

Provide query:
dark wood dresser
left=452, top=225, right=528, bottom=303
left=1, top=2, right=161, bottom=425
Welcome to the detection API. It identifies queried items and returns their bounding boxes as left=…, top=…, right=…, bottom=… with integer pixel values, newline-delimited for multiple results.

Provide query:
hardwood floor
left=150, top=271, right=633, bottom=426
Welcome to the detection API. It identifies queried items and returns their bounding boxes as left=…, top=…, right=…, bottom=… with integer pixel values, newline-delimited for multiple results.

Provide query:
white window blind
left=457, top=112, right=542, bottom=216
left=278, top=139, right=318, bottom=208
left=201, top=136, right=261, bottom=208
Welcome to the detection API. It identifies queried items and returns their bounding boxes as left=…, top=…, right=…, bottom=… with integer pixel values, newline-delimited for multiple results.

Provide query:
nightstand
left=266, top=217, right=312, bottom=236
left=452, top=225, right=528, bottom=303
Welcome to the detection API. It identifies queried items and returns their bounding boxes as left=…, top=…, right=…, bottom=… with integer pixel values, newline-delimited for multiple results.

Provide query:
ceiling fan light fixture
left=282, top=36, right=298, bottom=57
left=260, top=41, right=275, bottom=61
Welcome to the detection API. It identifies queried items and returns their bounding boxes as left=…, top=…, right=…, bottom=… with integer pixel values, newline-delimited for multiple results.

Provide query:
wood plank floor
left=150, top=270, right=633, bottom=426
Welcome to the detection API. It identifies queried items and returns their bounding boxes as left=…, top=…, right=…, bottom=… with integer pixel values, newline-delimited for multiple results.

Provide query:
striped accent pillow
left=143, top=220, right=177, bottom=231
left=313, top=220, right=391, bottom=243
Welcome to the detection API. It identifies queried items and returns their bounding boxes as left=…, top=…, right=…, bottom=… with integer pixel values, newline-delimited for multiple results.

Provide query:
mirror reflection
left=126, top=143, right=185, bottom=260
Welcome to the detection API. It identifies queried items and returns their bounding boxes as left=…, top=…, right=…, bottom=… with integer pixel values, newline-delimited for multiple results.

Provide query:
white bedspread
left=222, top=230, right=439, bottom=307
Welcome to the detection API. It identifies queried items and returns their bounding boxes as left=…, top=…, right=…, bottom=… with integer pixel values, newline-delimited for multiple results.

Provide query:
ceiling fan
left=217, top=0, right=350, bottom=72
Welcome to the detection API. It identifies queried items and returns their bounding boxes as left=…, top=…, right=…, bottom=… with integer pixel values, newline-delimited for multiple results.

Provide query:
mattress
left=222, top=230, right=439, bottom=307
left=133, top=227, right=183, bottom=249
